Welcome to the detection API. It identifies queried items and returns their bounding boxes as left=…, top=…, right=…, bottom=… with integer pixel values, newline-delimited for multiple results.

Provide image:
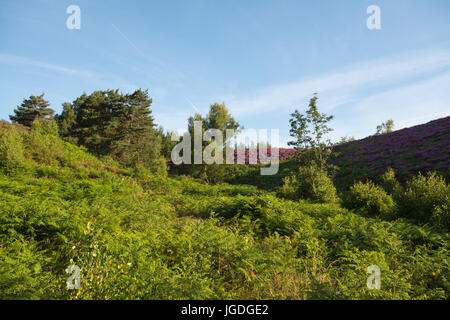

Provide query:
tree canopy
left=376, top=119, right=394, bottom=135
left=185, top=102, right=242, bottom=182
left=56, top=89, right=164, bottom=172
left=10, top=93, right=54, bottom=127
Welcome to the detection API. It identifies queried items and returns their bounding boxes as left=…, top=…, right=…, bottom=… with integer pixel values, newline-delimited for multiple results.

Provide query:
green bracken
left=0, top=121, right=448, bottom=300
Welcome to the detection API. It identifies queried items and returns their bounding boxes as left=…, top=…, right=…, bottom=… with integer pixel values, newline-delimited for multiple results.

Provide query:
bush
left=35, top=165, right=60, bottom=178
left=397, top=172, right=449, bottom=227
left=344, top=181, right=395, bottom=216
left=431, top=203, right=449, bottom=231
left=281, top=164, right=338, bottom=203
left=0, top=239, right=54, bottom=299
left=31, top=119, right=59, bottom=137
left=0, top=128, right=27, bottom=174
left=379, top=168, right=402, bottom=196
left=25, top=120, right=64, bottom=165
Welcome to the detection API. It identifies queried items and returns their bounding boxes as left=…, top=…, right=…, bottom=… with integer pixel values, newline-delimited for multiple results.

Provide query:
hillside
left=224, top=117, right=450, bottom=191
left=0, top=120, right=448, bottom=299
left=333, top=116, right=450, bottom=188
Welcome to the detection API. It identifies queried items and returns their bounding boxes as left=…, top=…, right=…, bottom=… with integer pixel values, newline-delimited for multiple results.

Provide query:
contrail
left=111, top=23, right=200, bottom=115
left=111, top=23, right=147, bottom=58
left=185, top=97, right=200, bottom=113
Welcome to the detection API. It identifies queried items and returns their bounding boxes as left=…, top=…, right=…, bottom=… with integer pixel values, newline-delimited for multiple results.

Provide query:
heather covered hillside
left=224, top=117, right=450, bottom=192
left=333, top=116, right=450, bottom=188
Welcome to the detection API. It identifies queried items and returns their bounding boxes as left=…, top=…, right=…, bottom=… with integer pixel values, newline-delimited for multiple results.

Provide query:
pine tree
left=55, top=102, right=77, bottom=144
left=69, top=89, right=123, bottom=156
left=10, top=94, right=54, bottom=127
left=109, top=89, right=160, bottom=167
left=56, top=89, right=164, bottom=172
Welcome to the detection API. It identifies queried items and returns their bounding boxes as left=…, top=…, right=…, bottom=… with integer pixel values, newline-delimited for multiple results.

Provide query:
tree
left=109, top=89, right=160, bottom=167
left=55, top=102, right=77, bottom=144
left=376, top=119, right=394, bottom=135
left=288, top=94, right=334, bottom=170
left=284, top=94, right=338, bottom=203
left=62, top=89, right=124, bottom=156
left=56, top=89, right=165, bottom=173
left=158, top=127, right=178, bottom=160
left=186, top=103, right=242, bottom=183
left=10, top=94, right=54, bottom=127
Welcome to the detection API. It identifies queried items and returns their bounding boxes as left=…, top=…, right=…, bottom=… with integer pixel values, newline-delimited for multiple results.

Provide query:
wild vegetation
left=0, top=91, right=448, bottom=300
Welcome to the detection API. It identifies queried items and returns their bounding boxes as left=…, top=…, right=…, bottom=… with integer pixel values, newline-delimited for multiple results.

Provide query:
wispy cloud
left=350, top=71, right=450, bottom=128
left=110, top=23, right=187, bottom=86
left=227, top=49, right=450, bottom=117
left=0, top=53, right=95, bottom=78
left=321, top=70, right=450, bottom=141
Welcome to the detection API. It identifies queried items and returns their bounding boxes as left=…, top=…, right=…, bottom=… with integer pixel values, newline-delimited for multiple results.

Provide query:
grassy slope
left=0, top=122, right=448, bottom=299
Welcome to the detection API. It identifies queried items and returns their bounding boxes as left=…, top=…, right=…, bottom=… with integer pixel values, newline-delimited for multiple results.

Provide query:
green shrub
left=379, top=168, right=402, bottom=196
left=397, top=172, right=449, bottom=227
left=0, top=239, right=54, bottom=299
left=148, top=156, right=168, bottom=177
left=344, top=181, right=395, bottom=216
left=24, top=121, right=64, bottom=165
left=0, top=128, right=27, bottom=174
left=431, top=203, right=449, bottom=231
left=31, top=119, right=59, bottom=137
left=281, top=164, right=338, bottom=203
left=280, top=174, right=299, bottom=200
left=35, top=165, right=59, bottom=178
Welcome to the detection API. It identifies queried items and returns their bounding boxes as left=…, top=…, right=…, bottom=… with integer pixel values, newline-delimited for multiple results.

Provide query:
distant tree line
left=8, top=91, right=246, bottom=179
left=8, top=90, right=396, bottom=189
left=9, top=90, right=167, bottom=174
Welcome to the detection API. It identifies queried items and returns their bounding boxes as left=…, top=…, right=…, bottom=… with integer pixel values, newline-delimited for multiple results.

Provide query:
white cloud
left=0, top=53, right=95, bottom=78
left=349, top=71, right=450, bottom=131
left=226, top=49, right=450, bottom=117
left=322, top=71, right=450, bottom=142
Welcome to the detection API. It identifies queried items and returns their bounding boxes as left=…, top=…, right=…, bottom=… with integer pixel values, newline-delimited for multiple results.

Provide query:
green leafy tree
left=397, top=172, right=449, bottom=226
left=376, top=119, right=394, bottom=135
left=158, top=127, right=178, bottom=160
left=0, top=127, right=27, bottom=174
left=9, top=94, right=54, bottom=127
left=284, top=95, right=337, bottom=202
left=344, top=181, right=395, bottom=217
left=186, top=103, right=242, bottom=183
left=288, top=94, right=334, bottom=170
left=379, top=168, right=402, bottom=196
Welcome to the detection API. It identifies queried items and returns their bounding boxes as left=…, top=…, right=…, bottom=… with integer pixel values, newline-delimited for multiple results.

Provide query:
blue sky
left=1, top=0, right=449, bottom=146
